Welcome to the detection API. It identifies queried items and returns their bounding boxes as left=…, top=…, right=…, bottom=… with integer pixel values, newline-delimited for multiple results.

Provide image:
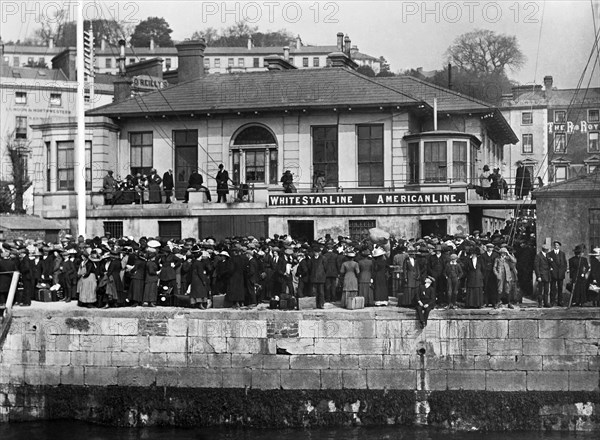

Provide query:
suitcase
left=387, top=296, right=399, bottom=307
left=347, top=296, right=365, bottom=310
left=269, top=299, right=279, bottom=309
left=280, top=297, right=297, bottom=310
left=36, top=289, right=53, bottom=302
left=158, top=285, right=173, bottom=306
left=173, top=294, right=191, bottom=308
left=298, top=296, right=316, bottom=310
left=212, top=294, right=226, bottom=309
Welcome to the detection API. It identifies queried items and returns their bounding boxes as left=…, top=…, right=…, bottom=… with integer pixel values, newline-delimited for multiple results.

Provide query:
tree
left=191, top=27, right=220, bottom=45
left=446, top=29, right=525, bottom=74
left=376, top=56, right=395, bottom=77
left=408, top=65, right=516, bottom=105
left=130, top=17, right=174, bottom=47
left=356, top=65, right=376, bottom=77
left=3, top=132, right=32, bottom=213
left=34, top=8, right=68, bottom=45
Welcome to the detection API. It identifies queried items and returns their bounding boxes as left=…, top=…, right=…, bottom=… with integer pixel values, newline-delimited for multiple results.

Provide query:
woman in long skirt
left=568, top=245, right=590, bottom=306
left=340, top=251, right=360, bottom=307
left=372, top=248, right=388, bottom=305
left=143, top=252, right=159, bottom=306
left=465, top=249, right=484, bottom=308
left=77, top=254, right=98, bottom=307
left=358, top=249, right=374, bottom=306
left=128, top=252, right=146, bottom=306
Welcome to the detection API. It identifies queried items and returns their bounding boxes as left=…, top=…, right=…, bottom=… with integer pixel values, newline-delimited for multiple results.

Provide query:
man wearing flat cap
left=547, top=240, right=568, bottom=306
left=534, top=244, right=552, bottom=307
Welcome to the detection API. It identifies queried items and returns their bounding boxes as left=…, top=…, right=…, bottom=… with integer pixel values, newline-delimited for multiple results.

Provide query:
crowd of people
left=0, top=228, right=598, bottom=328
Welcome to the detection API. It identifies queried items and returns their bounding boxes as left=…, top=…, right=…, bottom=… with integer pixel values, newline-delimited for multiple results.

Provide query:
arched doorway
left=230, top=125, right=278, bottom=186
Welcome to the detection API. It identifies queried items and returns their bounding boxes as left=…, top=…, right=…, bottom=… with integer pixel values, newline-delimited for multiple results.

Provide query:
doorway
left=288, top=220, right=314, bottom=243
left=420, top=219, right=447, bottom=237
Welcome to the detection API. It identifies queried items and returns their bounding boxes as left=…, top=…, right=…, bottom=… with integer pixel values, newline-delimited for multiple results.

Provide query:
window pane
left=408, top=142, right=420, bottom=184
left=589, top=132, right=599, bottom=152
left=424, top=141, right=447, bottom=183
left=357, top=125, right=384, bottom=187
left=312, top=125, right=338, bottom=187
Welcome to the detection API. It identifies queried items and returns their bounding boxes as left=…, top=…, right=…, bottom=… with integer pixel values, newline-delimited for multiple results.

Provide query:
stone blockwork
left=0, top=305, right=599, bottom=428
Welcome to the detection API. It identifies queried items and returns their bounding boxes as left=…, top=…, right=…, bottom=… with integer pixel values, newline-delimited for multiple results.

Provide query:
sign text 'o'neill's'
left=268, top=192, right=466, bottom=207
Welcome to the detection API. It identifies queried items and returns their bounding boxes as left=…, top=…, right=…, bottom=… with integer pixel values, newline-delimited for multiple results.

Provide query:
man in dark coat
left=534, top=244, right=552, bottom=307
left=480, top=243, right=499, bottom=307
left=244, top=250, right=259, bottom=306
left=515, top=161, right=532, bottom=199
left=0, top=251, right=17, bottom=305
left=162, top=169, right=174, bottom=203
left=309, top=246, right=326, bottom=308
left=547, top=240, right=568, bottom=306
left=216, top=164, right=229, bottom=203
left=323, top=246, right=340, bottom=303
left=296, top=250, right=311, bottom=298
left=227, top=249, right=248, bottom=307
left=184, top=169, right=212, bottom=203
left=427, top=245, right=447, bottom=305
left=416, top=276, right=436, bottom=328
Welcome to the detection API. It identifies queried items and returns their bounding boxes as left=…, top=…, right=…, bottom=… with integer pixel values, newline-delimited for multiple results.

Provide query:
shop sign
left=268, top=191, right=466, bottom=207
left=547, top=120, right=599, bottom=134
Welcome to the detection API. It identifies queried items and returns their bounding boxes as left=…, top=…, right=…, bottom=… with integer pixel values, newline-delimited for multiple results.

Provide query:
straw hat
left=372, top=248, right=386, bottom=257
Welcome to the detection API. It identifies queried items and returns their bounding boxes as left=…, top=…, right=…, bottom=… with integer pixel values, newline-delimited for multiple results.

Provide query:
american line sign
left=268, top=192, right=466, bottom=207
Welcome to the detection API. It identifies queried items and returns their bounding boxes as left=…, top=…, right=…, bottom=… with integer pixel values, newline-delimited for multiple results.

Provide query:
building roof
left=501, top=87, right=600, bottom=108
left=87, top=67, right=428, bottom=117
left=0, top=63, right=68, bottom=81
left=0, top=215, right=64, bottom=230
left=377, top=75, right=518, bottom=144
left=533, top=168, right=600, bottom=196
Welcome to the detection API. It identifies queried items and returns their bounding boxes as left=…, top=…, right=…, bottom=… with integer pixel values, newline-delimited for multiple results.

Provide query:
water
left=0, top=422, right=596, bottom=440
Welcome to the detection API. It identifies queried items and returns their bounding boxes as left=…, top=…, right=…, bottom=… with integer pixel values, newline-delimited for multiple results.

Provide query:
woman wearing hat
left=142, top=251, right=160, bottom=307
left=416, top=276, right=436, bottom=328
left=465, top=247, right=485, bottom=308
left=77, top=252, right=98, bottom=308
left=568, top=245, right=590, bottom=307
left=372, top=247, right=388, bottom=305
left=190, top=251, right=211, bottom=309
left=340, top=250, right=360, bottom=308
left=127, top=250, right=146, bottom=306
left=357, top=249, right=374, bottom=307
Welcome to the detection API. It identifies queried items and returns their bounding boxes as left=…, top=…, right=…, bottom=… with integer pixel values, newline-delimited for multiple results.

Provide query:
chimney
left=150, top=37, right=155, bottom=51
left=296, top=35, right=301, bottom=50
left=327, top=51, right=358, bottom=70
left=126, top=58, right=164, bottom=79
left=264, top=55, right=296, bottom=71
left=344, top=36, right=351, bottom=57
left=283, top=46, right=290, bottom=61
left=448, top=63, right=452, bottom=89
left=118, top=39, right=126, bottom=76
left=100, top=36, right=106, bottom=51
left=48, top=38, right=54, bottom=49
left=175, top=39, right=206, bottom=82
left=350, top=45, right=358, bottom=56
left=51, top=48, right=77, bottom=80
left=544, top=75, right=553, bottom=98
left=336, top=32, right=344, bottom=51
left=247, top=36, right=252, bottom=50
left=113, top=77, right=133, bottom=103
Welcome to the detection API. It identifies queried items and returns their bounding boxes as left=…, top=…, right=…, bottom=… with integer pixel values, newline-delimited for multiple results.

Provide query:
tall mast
left=76, top=1, right=86, bottom=238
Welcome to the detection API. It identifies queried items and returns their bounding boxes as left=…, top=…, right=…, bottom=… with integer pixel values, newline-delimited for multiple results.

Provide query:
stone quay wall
left=1, top=305, right=599, bottom=430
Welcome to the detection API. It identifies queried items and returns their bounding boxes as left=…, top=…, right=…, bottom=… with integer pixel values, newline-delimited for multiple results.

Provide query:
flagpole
left=76, top=0, right=86, bottom=238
